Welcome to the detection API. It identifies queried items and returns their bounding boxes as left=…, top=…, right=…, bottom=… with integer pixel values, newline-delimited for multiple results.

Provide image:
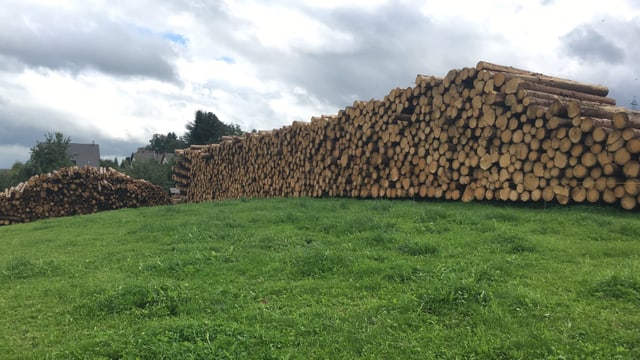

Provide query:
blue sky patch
left=216, top=56, right=235, bottom=64
left=128, top=24, right=187, bottom=46
left=163, top=32, right=187, bottom=45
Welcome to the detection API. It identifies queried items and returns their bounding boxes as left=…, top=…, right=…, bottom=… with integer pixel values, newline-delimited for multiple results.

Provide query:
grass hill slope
left=1, top=198, right=639, bottom=359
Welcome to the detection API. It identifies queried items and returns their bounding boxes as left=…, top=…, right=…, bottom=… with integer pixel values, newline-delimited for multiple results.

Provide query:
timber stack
left=0, top=166, right=170, bottom=226
left=172, top=61, right=640, bottom=211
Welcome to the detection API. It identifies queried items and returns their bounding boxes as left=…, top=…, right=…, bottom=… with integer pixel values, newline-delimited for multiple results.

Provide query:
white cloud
left=305, top=0, right=389, bottom=9
left=268, top=86, right=333, bottom=124
left=0, top=0, right=639, bottom=169
left=227, top=2, right=355, bottom=54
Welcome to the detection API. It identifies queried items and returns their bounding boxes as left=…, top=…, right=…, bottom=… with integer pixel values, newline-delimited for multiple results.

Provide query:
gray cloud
left=267, top=6, right=429, bottom=105
left=205, top=2, right=493, bottom=108
left=176, top=0, right=640, bottom=117
left=0, top=106, right=75, bottom=145
left=0, top=103, right=142, bottom=168
left=1, top=0, right=639, bottom=167
left=0, top=145, right=30, bottom=166
left=627, top=0, right=640, bottom=10
left=0, top=4, right=180, bottom=81
left=0, top=54, right=26, bottom=72
left=558, top=17, right=640, bottom=108
left=593, top=64, right=640, bottom=109
left=561, top=25, right=625, bottom=64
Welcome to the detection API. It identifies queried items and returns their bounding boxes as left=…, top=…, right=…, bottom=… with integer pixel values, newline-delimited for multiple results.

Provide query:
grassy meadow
left=0, top=198, right=639, bottom=359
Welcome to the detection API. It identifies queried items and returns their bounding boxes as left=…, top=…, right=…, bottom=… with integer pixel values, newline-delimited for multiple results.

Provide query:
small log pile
left=0, top=166, right=170, bottom=226
left=172, top=61, right=640, bottom=211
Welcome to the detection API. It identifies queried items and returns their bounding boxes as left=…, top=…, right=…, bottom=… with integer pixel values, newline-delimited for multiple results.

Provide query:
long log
left=612, top=111, right=640, bottom=130
left=477, top=61, right=609, bottom=97
left=568, top=102, right=638, bottom=125
left=517, top=81, right=615, bottom=105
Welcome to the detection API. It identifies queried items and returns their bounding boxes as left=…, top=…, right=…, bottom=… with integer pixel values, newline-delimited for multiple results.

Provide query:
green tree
left=120, top=158, right=173, bottom=192
left=146, top=132, right=186, bottom=153
left=99, top=157, right=121, bottom=170
left=0, top=170, right=9, bottom=191
left=0, top=161, right=27, bottom=190
left=182, top=110, right=244, bottom=145
left=23, top=132, right=72, bottom=177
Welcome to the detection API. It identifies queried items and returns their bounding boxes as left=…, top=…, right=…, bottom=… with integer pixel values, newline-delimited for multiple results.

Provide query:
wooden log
left=613, top=148, right=631, bottom=166
left=571, top=186, right=587, bottom=203
left=592, top=127, right=610, bottom=143
left=568, top=102, right=631, bottom=122
left=607, top=130, right=625, bottom=153
left=621, top=195, right=637, bottom=210
left=568, top=127, right=582, bottom=144
left=517, top=81, right=615, bottom=105
left=490, top=70, right=609, bottom=97
left=578, top=117, right=612, bottom=132
left=612, top=111, right=640, bottom=130
left=624, top=179, right=640, bottom=196
left=622, top=128, right=640, bottom=141
left=586, top=188, right=600, bottom=203
left=547, top=117, right=572, bottom=130
left=623, top=161, right=640, bottom=178
left=477, top=61, right=611, bottom=99
left=549, top=100, right=568, bottom=117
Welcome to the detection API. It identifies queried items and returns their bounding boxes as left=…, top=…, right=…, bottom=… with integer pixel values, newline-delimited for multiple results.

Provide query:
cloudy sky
left=1, top=0, right=639, bottom=168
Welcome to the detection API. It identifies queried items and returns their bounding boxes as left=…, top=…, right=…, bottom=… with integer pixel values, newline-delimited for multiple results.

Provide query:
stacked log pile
left=0, top=167, right=170, bottom=226
left=172, top=61, right=640, bottom=211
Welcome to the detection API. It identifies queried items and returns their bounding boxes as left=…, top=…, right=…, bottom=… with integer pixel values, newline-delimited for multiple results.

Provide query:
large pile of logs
left=173, top=61, right=640, bottom=211
left=0, top=167, right=170, bottom=226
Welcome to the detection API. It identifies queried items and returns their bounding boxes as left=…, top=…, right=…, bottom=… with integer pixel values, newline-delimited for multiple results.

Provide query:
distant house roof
left=162, top=153, right=175, bottom=164
left=131, top=150, right=174, bottom=164
left=67, top=143, right=100, bottom=167
left=132, top=150, right=162, bottom=162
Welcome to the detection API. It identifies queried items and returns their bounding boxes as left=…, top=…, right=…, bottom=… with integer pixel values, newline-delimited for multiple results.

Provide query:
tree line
left=141, top=111, right=243, bottom=154
left=0, top=110, right=243, bottom=192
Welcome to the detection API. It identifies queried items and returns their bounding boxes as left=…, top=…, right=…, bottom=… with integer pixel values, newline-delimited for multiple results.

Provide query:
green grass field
left=1, top=198, right=639, bottom=359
